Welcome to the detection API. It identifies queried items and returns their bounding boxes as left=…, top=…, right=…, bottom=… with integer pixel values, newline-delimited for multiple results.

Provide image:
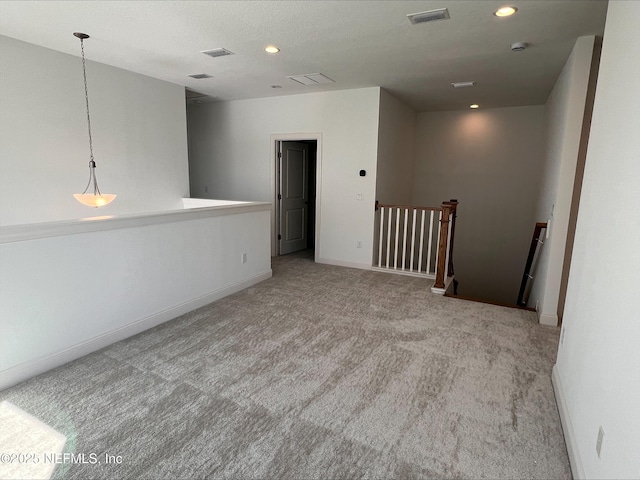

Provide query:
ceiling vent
left=451, top=81, right=476, bottom=88
left=287, top=73, right=335, bottom=86
left=201, top=48, right=234, bottom=58
left=407, top=8, right=450, bottom=25
left=187, top=73, right=212, bottom=79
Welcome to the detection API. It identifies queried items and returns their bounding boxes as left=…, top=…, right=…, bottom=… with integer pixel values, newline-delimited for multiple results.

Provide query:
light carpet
left=0, top=252, right=570, bottom=479
left=0, top=400, right=67, bottom=480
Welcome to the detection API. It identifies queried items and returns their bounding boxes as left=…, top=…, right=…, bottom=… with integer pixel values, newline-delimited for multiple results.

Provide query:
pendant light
left=72, top=32, right=116, bottom=208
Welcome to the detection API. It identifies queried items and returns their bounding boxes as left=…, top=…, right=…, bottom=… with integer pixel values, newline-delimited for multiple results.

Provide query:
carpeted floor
left=0, top=252, right=570, bottom=479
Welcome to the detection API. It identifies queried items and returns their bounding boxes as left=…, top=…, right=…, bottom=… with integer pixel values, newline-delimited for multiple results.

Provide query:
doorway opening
left=271, top=134, right=321, bottom=260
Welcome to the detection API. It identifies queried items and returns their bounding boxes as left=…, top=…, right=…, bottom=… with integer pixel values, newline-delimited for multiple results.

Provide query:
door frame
left=270, top=133, right=322, bottom=260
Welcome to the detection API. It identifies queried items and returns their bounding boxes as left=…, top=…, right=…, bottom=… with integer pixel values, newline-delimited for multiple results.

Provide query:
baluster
left=401, top=208, right=408, bottom=270
left=426, top=210, right=435, bottom=274
left=409, top=209, right=417, bottom=272
left=418, top=210, right=425, bottom=273
left=385, top=207, right=392, bottom=268
left=394, top=208, right=400, bottom=269
left=378, top=207, right=385, bottom=267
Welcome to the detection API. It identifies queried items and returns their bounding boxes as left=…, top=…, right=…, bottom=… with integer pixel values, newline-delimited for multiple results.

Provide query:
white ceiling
left=0, top=1, right=608, bottom=111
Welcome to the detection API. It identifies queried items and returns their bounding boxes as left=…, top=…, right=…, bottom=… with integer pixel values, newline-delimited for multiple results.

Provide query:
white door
left=279, top=141, right=309, bottom=255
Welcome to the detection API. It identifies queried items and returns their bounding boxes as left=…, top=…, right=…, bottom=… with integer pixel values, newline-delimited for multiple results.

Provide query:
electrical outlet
left=535, top=300, right=539, bottom=311
left=356, top=193, right=364, bottom=201
left=241, top=253, right=247, bottom=264
left=356, top=241, right=362, bottom=248
left=204, top=185, right=208, bottom=193
left=561, top=327, right=566, bottom=346
left=596, top=426, right=604, bottom=458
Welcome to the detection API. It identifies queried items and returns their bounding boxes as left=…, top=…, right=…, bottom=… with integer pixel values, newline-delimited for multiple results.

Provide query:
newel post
left=446, top=199, right=458, bottom=277
left=434, top=202, right=452, bottom=289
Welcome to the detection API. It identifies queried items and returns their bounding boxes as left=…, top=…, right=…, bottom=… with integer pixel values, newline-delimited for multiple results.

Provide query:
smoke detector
left=511, top=42, right=527, bottom=52
left=407, top=8, right=450, bottom=25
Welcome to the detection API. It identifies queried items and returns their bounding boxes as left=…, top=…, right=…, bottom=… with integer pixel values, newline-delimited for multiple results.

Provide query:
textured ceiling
left=0, top=1, right=607, bottom=111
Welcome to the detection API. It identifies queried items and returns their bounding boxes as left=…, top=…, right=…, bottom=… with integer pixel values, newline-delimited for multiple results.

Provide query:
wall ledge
left=0, top=200, right=271, bottom=244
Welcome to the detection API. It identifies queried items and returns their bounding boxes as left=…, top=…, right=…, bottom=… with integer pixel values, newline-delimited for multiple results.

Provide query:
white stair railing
left=373, top=200, right=458, bottom=294
left=375, top=205, right=441, bottom=276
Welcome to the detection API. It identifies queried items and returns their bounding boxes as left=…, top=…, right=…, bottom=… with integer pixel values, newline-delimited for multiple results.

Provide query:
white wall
left=529, top=36, right=596, bottom=326
left=0, top=35, right=189, bottom=226
left=411, top=106, right=546, bottom=304
left=187, top=88, right=381, bottom=268
left=553, top=2, right=640, bottom=478
left=375, top=89, right=416, bottom=205
left=0, top=205, right=272, bottom=390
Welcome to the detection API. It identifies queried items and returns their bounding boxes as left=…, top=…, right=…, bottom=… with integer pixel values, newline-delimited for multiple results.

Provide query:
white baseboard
left=538, top=311, right=559, bottom=326
left=430, top=275, right=455, bottom=295
left=552, top=365, right=585, bottom=479
left=371, top=266, right=435, bottom=280
left=316, top=257, right=372, bottom=271
left=0, top=270, right=272, bottom=392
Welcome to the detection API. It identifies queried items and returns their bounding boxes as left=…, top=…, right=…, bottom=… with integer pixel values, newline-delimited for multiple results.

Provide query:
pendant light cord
left=80, top=38, right=94, bottom=164
left=73, top=31, right=115, bottom=206
left=79, top=37, right=101, bottom=196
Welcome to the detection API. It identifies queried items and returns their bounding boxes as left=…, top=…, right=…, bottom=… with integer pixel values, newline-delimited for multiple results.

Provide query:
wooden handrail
left=517, top=222, right=547, bottom=306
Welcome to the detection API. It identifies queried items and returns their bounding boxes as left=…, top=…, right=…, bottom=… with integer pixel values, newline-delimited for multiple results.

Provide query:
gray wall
left=0, top=36, right=189, bottom=226
left=375, top=89, right=416, bottom=206
left=186, top=88, right=381, bottom=268
left=528, top=36, right=596, bottom=325
left=411, top=106, right=546, bottom=304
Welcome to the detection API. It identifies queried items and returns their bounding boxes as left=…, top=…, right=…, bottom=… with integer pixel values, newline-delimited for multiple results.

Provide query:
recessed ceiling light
left=265, top=45, right=280, bottom=54
left=187, top=73, right=212, bottom=79
left=470, top=104, right=479, bottom=109
left=495, top=6, right=517, bottom=17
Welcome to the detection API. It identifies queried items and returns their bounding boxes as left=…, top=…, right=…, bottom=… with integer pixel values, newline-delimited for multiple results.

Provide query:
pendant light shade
left=73, top=32, right=116, bottom=207
left=73, top=159, right=117, bottom=206
left=74, top=193, right=117, bottom=207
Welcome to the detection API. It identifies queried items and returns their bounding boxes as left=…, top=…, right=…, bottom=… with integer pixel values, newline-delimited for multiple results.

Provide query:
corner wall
left=528, top=35, right=597, bottom=326
left=411, top=106, right=546, bottom=304
left=187, top=88, right=381, bottom=268
left=375, top=89, right=416, bottom=205
left=553, top=3, right=640, bottom=478
left=0, top=35, right=189, bottom=226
